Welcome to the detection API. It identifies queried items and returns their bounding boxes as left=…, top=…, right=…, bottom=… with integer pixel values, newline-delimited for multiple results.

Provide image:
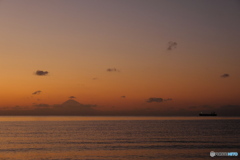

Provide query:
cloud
left=167, top=41, right=177, bottom=50
left=92, top=77, right=98, bottom=80
left=32, top=90, right=41, bottom=95
left=35, top=70, right=48, bottom=76
left=221, top=73, right=230, bottom=78
left=147, top=97, right=163, bottom=103
left=147, top=97, right=172, bottom=103
left=164, top=98, right=172, bottom=102
left=106, top=68, right=120, bottom=72
left=69, top=96, right=76, bottom=99
left=1, top=105, right=32, bottom=111
left=121, top=96, right=126, bottom=98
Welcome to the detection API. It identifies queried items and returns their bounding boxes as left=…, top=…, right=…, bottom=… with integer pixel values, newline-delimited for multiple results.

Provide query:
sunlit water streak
left=0, top=116, right=239, bottom=160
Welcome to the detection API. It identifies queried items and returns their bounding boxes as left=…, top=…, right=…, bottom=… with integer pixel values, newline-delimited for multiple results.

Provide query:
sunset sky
left=0, top=0, right=240, bottom=115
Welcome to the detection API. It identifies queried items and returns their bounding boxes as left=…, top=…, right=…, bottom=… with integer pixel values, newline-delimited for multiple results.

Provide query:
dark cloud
left=1, top=105, right=31, bottom=111
left=92, top=77, right=98, bottom=80
left=167, top=41, right=177, bottom=50
left=35, top=70, right=48, bottom=76
left=221, top=73, right=230, bottom=78
left=164, top=98, right=172, bottom=102
left=147, top=97, right=172, bottom=103
left=106, top=68, right=120, bottom=72
left=147, top=98, right=164, bottom=103
left=32, top=90, right=41, bottom=95
left=121, top=96, right=126, bottom=98
left=69, top=96, right=76, bottom=99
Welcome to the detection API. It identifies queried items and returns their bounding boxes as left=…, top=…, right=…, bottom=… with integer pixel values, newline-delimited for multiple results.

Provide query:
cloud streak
left=164, top=98, right=172, bottom=102
left=146, top=97, right=172, bottom=103
left=147, top=98, right=163, bottom=103
left=167, top=41, right=177, bottom=50
left=221, top=73, right=230, bottom=78
left=32, top=90, right=41, bottom=95
left=69, top=96, right=76, bottom=99
left=106, top=68, right=120, bottom=72
left=35, top=70, right=49, bottom=76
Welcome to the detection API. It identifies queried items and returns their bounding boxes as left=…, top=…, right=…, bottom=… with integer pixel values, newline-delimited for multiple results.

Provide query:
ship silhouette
left=199, top=112, right=217, bottom=116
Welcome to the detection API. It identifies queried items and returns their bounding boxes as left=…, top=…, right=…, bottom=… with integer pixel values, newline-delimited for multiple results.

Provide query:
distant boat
left=199, top=112, right=217, bottom=116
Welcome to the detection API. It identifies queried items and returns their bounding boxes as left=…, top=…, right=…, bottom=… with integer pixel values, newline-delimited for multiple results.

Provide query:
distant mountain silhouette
left=62, top=99, right=82, bottom=107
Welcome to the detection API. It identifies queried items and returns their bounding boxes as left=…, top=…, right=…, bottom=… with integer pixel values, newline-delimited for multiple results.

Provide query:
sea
left=0, top=116, right=239, bottom=160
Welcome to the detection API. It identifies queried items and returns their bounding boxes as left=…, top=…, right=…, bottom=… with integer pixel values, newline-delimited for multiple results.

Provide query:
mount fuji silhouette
left=62, top=99, right=82, bottom=107
left=59, top=99, right=96, bottom=113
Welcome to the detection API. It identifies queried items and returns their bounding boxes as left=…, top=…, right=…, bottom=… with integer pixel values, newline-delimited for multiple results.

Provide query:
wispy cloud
left=121, top=96, right=126, bottom=98
left=167, top=41, right=177, bottom=50
left=147, top=97, right=172, bottom=103
left=217, top=105, right=240, bottom=116
left=220, top=73, right=230, bottom=78
left=69, top=96, right=76, bottom=99
left=106, top=68, right=120, bottom=72
left=35, top=70, right=49, bottom=76
left=164, top=98, right=172, bottom=102
left=188, top=105, right=213, bottom=110
left=32, top=90, right=41, bottom=95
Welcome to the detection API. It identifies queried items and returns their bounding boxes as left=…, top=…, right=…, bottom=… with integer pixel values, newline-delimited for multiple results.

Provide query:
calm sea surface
left=0, top=116, right=239, bottom=160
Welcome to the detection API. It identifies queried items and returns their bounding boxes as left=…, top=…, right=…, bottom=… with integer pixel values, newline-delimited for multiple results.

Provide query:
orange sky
left=0, top=0, right=240, bottom=115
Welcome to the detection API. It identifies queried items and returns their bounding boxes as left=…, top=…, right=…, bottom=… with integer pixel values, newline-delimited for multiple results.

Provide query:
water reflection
left=0, top=116, right=239, bottom=160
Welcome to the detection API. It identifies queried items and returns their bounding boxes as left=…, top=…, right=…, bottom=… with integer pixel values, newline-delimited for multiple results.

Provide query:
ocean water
left=0, top=116, right=239, bottom=160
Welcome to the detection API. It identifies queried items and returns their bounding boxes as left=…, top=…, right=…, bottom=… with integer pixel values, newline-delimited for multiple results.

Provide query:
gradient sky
left=0, top=0, right=240, bottom=115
